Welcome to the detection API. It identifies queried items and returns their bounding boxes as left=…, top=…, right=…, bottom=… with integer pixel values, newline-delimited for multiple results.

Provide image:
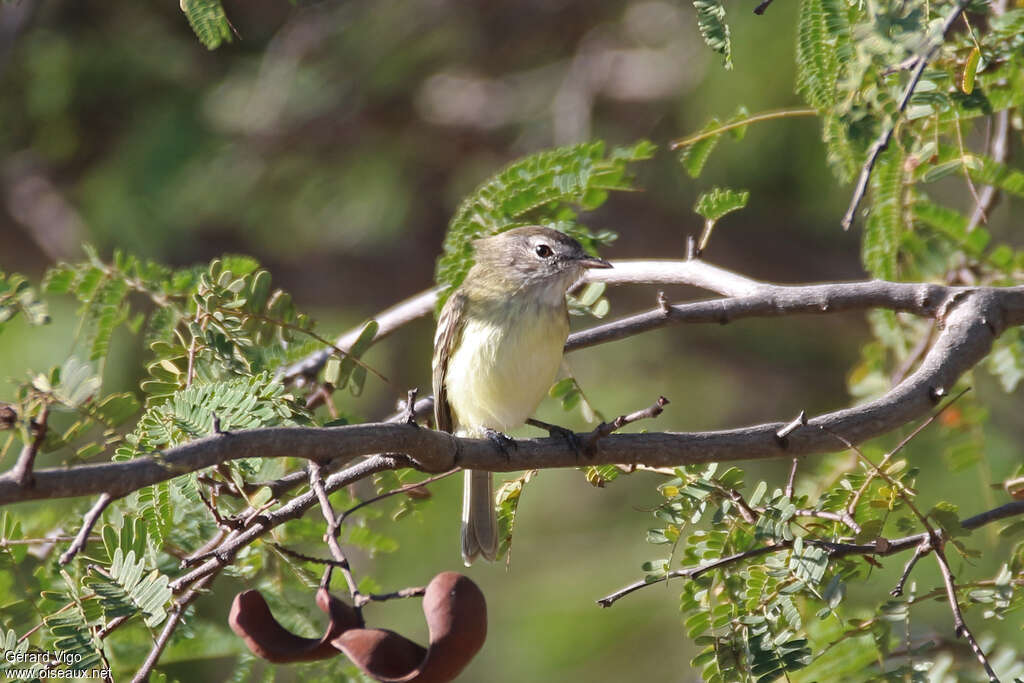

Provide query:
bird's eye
left=535, top=244, right=553, bottom=258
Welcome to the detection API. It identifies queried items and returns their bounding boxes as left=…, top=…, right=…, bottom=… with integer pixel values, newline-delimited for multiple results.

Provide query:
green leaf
left=180, top=0, right=234, bottom=50
left=678, top=118, right=722, bottom=179
left=0, top=271, right=50, bottom=331
left=84, top=548, right=172, bottom=627
left=861, top=147, right=904, bottom=280
left=796, top=0, right=843, bottom=109
left=961, top=47, right=981, bottom=94
left=693, top=0, right=733, bottom=69
left=496, top=470, right=537, bottom=562
left=694, top=187, right=750, bottom=223
left=335, top=320, right=378, bottom=390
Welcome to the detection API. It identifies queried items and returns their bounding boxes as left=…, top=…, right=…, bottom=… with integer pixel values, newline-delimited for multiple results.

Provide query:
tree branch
left=276, top=258, right=764, bottom=384
left=2, top=277, right=1022, bottom=506
left=597, top=499, right=1024, bottom=607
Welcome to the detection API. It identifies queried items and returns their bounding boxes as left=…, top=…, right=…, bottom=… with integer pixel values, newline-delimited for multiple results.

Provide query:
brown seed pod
left=332, top=571, right=487, bottom=682
left=228, top=586, right=361, bottom=663
left=229, top=571, right=487, bottom=682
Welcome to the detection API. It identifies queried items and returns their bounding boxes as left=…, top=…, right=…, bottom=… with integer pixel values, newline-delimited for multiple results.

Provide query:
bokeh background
left=1, top=1, right=1021, bottom=680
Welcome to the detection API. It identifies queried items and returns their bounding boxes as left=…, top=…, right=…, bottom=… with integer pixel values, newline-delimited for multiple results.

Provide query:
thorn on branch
left=753, top=0, right=775, bottom=14
left=775, top=410, right=807, bottom=445
left=212, top=412, right=230, bottom=436
left=657, top=291, right=670, bottom=316
left=686, top=235, right=698, bottom=260
left=400, top=388, right=420, bottom=426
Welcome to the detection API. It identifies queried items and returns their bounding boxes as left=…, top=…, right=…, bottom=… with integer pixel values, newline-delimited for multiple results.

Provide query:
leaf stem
left=670, top=108, right=817, bottom=149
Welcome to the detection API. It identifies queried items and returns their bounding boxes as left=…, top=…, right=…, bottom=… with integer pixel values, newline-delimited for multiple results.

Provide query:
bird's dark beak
left=576, top=256, right=612, bottom=269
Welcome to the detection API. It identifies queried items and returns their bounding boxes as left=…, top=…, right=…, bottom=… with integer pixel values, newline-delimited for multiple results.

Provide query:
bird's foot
left=483, top=427, right=517, bottom=461
left=527, top=418, right=585, bottom=461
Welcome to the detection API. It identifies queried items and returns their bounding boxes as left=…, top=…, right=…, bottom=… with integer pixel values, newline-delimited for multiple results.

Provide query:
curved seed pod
left=229, top=572, right=486, bottom=682
left=229, top=587, right=361, bottom=663
left=332, top=571, right=487, bottom=683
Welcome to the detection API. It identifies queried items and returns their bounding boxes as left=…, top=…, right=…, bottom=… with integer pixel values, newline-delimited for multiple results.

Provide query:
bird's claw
left=483, top=428, right=517, bottom=461
left=527, top=418, right=585, bottom=461
left=548, top=424, right=585, bottom=461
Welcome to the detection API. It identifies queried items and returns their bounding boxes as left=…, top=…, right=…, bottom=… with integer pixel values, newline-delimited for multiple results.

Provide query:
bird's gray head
left=468, top=226, right=611, bottom=295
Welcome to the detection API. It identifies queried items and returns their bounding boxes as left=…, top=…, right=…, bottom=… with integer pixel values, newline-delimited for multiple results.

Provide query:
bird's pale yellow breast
left=444, top=298, right=569, bottom=434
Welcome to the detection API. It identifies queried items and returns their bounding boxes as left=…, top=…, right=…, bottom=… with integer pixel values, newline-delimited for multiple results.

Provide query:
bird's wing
left=432, top=290, right=467, bottom=434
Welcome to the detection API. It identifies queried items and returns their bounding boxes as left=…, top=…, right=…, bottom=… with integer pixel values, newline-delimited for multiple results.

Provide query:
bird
left=432, top=226, right=612, bottom=565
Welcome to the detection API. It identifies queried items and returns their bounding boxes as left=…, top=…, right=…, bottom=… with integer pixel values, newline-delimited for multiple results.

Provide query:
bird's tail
left=461, top=469, right=498, bottom=565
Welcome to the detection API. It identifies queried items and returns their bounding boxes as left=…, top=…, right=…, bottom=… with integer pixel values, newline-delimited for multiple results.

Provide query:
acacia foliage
left=0, top=0, right=1023, bottom=681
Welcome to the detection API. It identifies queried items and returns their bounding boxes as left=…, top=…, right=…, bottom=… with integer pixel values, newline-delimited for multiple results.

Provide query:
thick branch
left=2, top=281, right=1023, bottom=505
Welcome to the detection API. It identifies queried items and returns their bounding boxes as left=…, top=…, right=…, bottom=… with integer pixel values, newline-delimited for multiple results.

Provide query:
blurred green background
left=1, top=0, right=1022, bottom=680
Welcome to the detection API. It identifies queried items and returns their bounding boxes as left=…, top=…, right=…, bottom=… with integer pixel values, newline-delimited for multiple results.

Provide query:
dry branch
left=1, top=271, right=1022, bottom=506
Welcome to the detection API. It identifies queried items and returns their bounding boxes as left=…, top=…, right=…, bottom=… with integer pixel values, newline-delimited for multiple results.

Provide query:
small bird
left=432, top=226, right=612, bottom=565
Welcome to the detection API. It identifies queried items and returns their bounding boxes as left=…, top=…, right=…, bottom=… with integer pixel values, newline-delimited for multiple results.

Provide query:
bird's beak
left=576, top=256, right=612, bottom=269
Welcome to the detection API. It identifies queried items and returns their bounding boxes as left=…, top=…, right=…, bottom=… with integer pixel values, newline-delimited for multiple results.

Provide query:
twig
left=308, top=463, right=361, bottom=606
left=597, top=544, right=782, bottom=607
left=792, top=508, right=861, bottom=534
left=933, top=543, right=1000, bottom=681
left=785, top=457, right=800, bottom=500
left=882, top=55, right=921, bottom=76
left=195, top=487, right=244, bottom=531
left=841, top=0, right=969, bottom=230
left=727, top=489, right=758, bottom=524
left=278, top=288, right=440, bottom=384
left=169, top=454, right=402, bottom=592
left=336, top=467, right=459, bottom=527
left=585, top=396, right=669, bottom=452
left=825, top=419, right=1001, bottom=680
left=670, top=108, right=816, bottom=149
left=130, top=572, right=218, bottom=683
left=967, top=110, right=1011, bottom=231
left=59, top=493, right=114, bottom=565
left=270, top=542, right=350, bottom=569
left=891, top=319, right=937, bottom=385
left=846, top=388, right=970, bottom=517
left=356, top=585, right=426, bottom=606
left=597, top=500, right=1024, bottom=608
left=9, top=403, right=48, bottom=487
left=891, top=538, right=931, bottom=597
